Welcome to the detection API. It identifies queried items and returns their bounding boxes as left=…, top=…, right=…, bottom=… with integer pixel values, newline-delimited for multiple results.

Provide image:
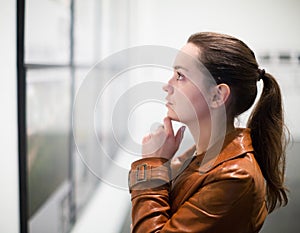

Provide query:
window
left=19, top=0, right=131, bottom=232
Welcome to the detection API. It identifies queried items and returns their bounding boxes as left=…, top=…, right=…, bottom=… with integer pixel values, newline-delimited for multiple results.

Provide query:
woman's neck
left=187, top=118, right=235, bottom=155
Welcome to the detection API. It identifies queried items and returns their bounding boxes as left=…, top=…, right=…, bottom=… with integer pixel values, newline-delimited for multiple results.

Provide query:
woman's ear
left=209, top=84, right=230, bottom=108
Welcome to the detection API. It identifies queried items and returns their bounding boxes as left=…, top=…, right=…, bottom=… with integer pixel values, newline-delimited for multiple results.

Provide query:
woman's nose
left=162, top=82, right=173, bottom=94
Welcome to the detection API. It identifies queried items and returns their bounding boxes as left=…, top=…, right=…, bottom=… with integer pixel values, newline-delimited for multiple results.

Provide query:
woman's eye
left=176, top=71, right=184, bottom=80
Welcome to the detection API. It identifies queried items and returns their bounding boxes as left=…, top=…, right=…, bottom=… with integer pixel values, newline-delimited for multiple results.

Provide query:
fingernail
left=181, top=126, right=186, bottom=141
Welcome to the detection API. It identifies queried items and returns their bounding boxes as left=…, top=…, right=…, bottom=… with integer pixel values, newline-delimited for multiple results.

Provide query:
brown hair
left=188, top=32, right=288, bottom=213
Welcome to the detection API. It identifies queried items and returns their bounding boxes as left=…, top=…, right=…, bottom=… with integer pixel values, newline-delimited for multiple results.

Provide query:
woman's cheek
left=173, top=98, right=198, bottom=123
left=179, top=92, right=210, bottom=123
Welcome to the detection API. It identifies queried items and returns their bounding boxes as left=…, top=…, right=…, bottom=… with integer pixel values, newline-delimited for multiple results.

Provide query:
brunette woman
left=128, top=32, right=288, bottom=233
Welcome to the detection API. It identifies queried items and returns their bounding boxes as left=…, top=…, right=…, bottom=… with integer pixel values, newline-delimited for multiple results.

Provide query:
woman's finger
left=142, top=134, right=151, bottom=144
left=163, top=117, right=174, bottom=136
left=175, top=126, right=186, bottom=148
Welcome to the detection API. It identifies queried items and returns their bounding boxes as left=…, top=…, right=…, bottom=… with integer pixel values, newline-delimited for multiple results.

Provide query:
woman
left=128, top=32, right=288, bottom=233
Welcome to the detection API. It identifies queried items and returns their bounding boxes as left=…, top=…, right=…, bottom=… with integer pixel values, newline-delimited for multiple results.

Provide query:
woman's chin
left=167, top=111, right=180, bottom=122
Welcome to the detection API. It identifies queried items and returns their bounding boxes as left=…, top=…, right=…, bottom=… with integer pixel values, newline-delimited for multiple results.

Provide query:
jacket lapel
left=170, top=128, right=254, bottom=214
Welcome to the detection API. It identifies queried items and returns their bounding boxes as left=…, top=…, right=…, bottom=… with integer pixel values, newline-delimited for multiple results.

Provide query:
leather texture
left=129, top=128, right=268, bottom=233
left=129, top=157, right=170, bottom=191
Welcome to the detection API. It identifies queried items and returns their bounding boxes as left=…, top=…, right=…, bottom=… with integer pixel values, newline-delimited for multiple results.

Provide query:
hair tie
left=257, top=68, right=265, bottom=81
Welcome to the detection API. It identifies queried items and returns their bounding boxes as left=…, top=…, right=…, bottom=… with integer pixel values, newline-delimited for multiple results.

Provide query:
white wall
left=0, top=0, right=20, bottom=233
left=129, top=0, right=300, bottom=51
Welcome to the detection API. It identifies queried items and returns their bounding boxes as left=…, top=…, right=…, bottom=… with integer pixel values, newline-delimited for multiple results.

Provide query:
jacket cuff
left=128, top=157, right=170, bottom=192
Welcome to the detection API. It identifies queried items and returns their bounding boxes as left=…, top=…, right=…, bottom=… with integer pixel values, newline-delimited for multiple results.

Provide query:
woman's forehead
left=173, top=43, right=204, bottom=76
left=173, top=43, right=200, bottom=70
left=180, top=43, right=199, bottom=59
left=173, top=43, right=215, bottom=86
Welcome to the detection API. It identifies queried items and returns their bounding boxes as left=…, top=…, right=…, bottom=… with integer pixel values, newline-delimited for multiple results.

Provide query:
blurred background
left=1, top=0, right=299, bottom=232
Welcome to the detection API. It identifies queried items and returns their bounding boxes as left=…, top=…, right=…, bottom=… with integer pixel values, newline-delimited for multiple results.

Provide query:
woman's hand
left=142, top=117, right=186, bottom=160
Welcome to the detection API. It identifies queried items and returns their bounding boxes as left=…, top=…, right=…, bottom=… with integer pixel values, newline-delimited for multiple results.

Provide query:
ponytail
left=247, top=72, right=289, bottom=213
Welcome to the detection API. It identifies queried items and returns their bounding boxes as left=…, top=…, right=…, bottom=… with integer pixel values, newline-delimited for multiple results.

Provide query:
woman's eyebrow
left=173, top=65, right=189, bottom=71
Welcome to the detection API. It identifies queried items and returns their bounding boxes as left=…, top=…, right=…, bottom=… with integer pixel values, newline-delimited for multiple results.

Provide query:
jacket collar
left=197, top=128, right=254, bottom=173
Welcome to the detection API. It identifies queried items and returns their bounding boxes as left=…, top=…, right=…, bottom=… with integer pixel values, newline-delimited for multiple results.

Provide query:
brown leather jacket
left=129, top=128, right=268, bottom=233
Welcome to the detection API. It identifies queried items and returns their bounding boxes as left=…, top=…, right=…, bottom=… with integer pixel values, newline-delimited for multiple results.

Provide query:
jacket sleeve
left=130, top=158, right=257, bottom=233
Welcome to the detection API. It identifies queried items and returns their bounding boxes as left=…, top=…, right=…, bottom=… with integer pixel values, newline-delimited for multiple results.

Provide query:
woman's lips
left=166, top=102, right=173, bottom=107
left=165, top=97, right=174, bottom=107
